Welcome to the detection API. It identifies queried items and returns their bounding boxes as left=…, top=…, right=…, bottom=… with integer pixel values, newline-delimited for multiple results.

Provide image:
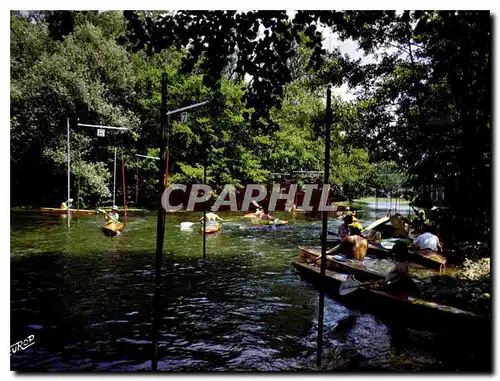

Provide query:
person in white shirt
left=413, top=225, right=442, bottom=252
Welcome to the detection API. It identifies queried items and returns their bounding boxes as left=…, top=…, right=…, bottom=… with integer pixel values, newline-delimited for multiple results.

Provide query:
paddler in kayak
left=104, top=205, right=120, bottom=223
left=381, top=241, right=420, bottom=296
left=60, top=198, right=73, bottom=210
left=260, top=210, right=282, bottom=225
left=200, top=210, right=226, bottom=228
left=255, top=206, right=265, bottom=219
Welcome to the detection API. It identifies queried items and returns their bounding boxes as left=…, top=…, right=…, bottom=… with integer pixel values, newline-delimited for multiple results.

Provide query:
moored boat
left=103, top=221, right=124, bottom=236
left=299, top=246, right=386, bottom=282
left=40, top=207, right=97, bottom=215
left=291, top=261, right=487, bottom=332
left=367, top=240, right=447, bottom=271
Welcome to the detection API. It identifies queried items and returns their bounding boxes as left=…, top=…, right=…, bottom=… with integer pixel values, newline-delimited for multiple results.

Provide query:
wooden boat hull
left=299, top=247, right=385, bottom=282
left=200, top=223, right=221, bottom=234
left=103, top=221, right=124, bottom=236
left=291, top=261, right=487, bottom=332
left=40, top=207, right=96, bottom=215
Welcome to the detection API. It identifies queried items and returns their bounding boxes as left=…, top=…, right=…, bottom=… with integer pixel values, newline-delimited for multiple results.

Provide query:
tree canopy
left=10, top=10, right=491, bottom=243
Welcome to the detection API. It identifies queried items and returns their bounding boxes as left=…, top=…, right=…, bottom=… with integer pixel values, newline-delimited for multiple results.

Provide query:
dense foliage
left=11, top=11, right=490, bottom=244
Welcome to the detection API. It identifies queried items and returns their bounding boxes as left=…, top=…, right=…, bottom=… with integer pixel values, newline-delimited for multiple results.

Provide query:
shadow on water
left=10, top=210, right=491, bottom=372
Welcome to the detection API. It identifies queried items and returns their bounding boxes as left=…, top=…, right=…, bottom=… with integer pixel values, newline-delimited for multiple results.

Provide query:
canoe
left=103, top=221, right=124, bottom=236
left=291, top=261, right=487, bottom=331
left=40, top=207, right=97, bottom=215
left=299, top=247, right=386, bottom=282
left=367, top=240, right=447, bottom=271
left=200, top=222, right=221, bottom=234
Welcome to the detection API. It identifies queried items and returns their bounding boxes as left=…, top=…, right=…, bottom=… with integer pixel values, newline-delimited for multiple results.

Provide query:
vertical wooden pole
left=67, top=118, right=71, bottom=227
left=121, top=157, right=127, bottom=226
left=113, top=146, right=117, bottom=206
left=203, top=147, right=207, bottom=260
left=136, top=163, right=139, bottom=205
left=152, top=73, right=167, bottom=371
left=316, top=86, right=332, bottom=367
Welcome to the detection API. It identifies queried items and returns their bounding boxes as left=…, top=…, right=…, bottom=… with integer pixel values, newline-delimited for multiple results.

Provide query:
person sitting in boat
left=105, top=205, right=120, bottom=223
left=200, top=211, right=225, bottom=226
left=260, top=210, right=274, bottom=221
left=411, top=210, right=428, bottom=234
left=413, top=224, right=443, bottom=252
left=255, top=206, right=265, bottom=219
left=390, top=213, right=409, bottom=238
left=382, top=241, right=420, bottom=295
left=60, top=198, right=73, bottom=210
left=338, top=214, right=353, bottom=239
left=349, top=220, right=382, bottom=242
left=334, top=223, right=368, bottom=262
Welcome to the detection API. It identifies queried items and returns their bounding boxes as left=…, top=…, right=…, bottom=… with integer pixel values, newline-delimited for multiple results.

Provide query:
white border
left=3, top=5, right=497, bottom=380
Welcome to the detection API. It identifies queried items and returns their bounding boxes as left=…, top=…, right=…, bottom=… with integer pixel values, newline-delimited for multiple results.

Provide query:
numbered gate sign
left=97, top=129, right=106, bottom=137
left=180, top=112, right=188, bottom=124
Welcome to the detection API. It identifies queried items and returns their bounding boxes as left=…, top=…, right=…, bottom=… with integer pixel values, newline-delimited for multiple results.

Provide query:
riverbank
left=417, top=257, right=491, bottom=316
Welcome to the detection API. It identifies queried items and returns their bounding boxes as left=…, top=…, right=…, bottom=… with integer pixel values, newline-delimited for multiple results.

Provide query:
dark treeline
left=10, top=11, right=490, bottom=245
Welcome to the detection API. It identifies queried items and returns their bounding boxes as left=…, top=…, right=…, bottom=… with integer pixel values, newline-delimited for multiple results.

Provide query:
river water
left=10, top=207, right=491, bottom=372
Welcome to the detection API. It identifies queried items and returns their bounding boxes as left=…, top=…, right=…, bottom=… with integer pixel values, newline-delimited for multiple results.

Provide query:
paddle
left=181, top=217, right=231, bottom=229
left=325, top=216, right=391, bottom=255
left=360, top=216, right=390, bottom=233
left=339, top=278, right=387, bottom=296
left=97, top=208, right=119, bottom=223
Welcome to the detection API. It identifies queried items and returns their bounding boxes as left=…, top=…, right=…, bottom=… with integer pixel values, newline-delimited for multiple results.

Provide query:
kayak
left=291, top=261, right=487, bottom=331
left=367, top=240, right=447, bottom=271
left=257, top=219, right=288, bottom=225
left=299, top=247, right=385, bottom=282
left=200, top=222, right=221, bottom=234
left=40, top=207, right=96, bottom=215
left=243, top=213, right=259, bottom=219
left=103, top=221, right=124, bottom=236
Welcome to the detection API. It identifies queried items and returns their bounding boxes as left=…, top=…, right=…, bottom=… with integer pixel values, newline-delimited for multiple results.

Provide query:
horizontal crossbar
left=166, top=100, right=210, bottom=116
left=135, top=154, right=160, bottom=160
left=77, top=123, right=128, bottom=131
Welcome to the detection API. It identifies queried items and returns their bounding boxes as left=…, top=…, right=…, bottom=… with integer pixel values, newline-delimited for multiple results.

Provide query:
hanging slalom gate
left=134, top=154, right=160, bottom=205
left=75, top=122, right=129, bottom=227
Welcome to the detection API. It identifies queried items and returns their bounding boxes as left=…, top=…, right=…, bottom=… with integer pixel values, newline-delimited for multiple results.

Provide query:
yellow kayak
left=103, top=221, right=124, bottom=236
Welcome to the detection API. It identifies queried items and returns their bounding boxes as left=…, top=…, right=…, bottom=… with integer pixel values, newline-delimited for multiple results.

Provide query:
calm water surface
left=10, top=206, right=491, bottom=372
